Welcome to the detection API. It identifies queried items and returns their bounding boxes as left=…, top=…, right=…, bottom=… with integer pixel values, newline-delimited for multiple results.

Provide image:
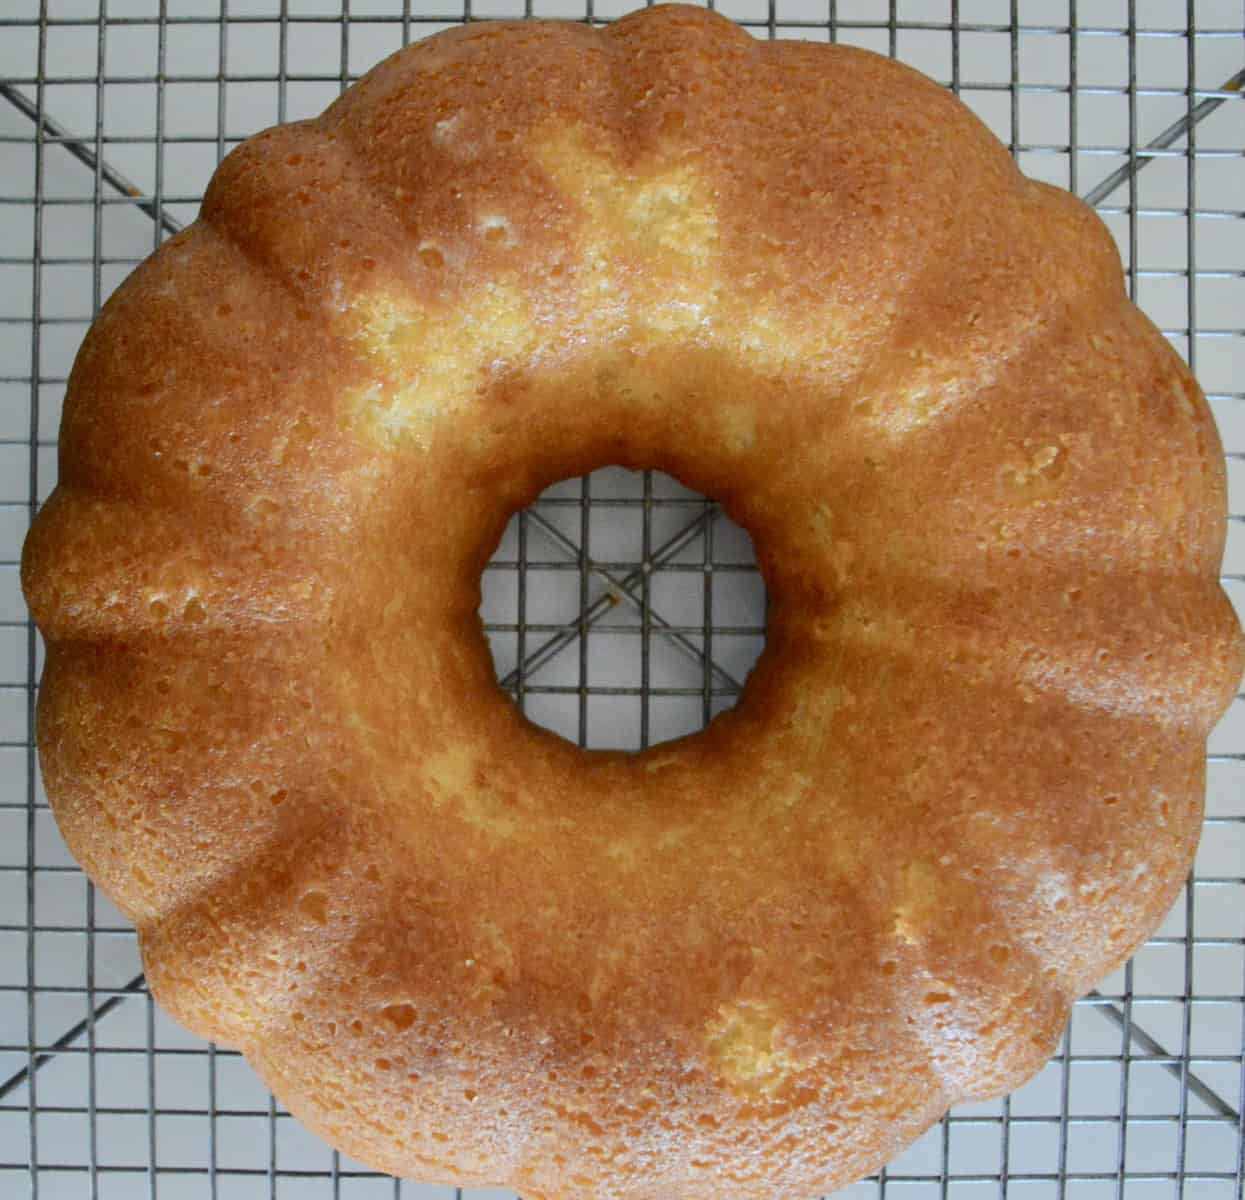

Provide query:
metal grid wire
left=0, top=0, right=1243, bottom=1196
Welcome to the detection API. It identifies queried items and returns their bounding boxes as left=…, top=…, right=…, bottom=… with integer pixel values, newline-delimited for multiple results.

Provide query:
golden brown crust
left=21, top=7, right=1244, bottom=1199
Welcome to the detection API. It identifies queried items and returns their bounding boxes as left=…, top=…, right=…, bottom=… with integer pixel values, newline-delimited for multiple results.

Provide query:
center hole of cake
left=479, top=467, right=766, bottom=750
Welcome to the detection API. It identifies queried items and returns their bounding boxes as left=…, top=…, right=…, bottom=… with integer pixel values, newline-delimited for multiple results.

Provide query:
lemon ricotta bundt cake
left=22, top=7, right=1243, bottom=1198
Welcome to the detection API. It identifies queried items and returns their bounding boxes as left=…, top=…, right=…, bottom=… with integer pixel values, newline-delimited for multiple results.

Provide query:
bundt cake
left=22, top=6, right=1244, bottom=1198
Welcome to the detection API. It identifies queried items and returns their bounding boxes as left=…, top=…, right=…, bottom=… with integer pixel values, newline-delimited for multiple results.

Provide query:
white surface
left=0, top=2, right=1242, bottom=1197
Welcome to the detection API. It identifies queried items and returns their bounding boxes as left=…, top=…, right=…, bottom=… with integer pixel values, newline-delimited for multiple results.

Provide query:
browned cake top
left=22, top=7, right=1243, bottom=1199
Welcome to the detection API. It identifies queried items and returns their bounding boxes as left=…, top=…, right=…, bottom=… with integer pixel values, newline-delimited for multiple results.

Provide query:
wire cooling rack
left=1, top=1, right=1243, bottom=1197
